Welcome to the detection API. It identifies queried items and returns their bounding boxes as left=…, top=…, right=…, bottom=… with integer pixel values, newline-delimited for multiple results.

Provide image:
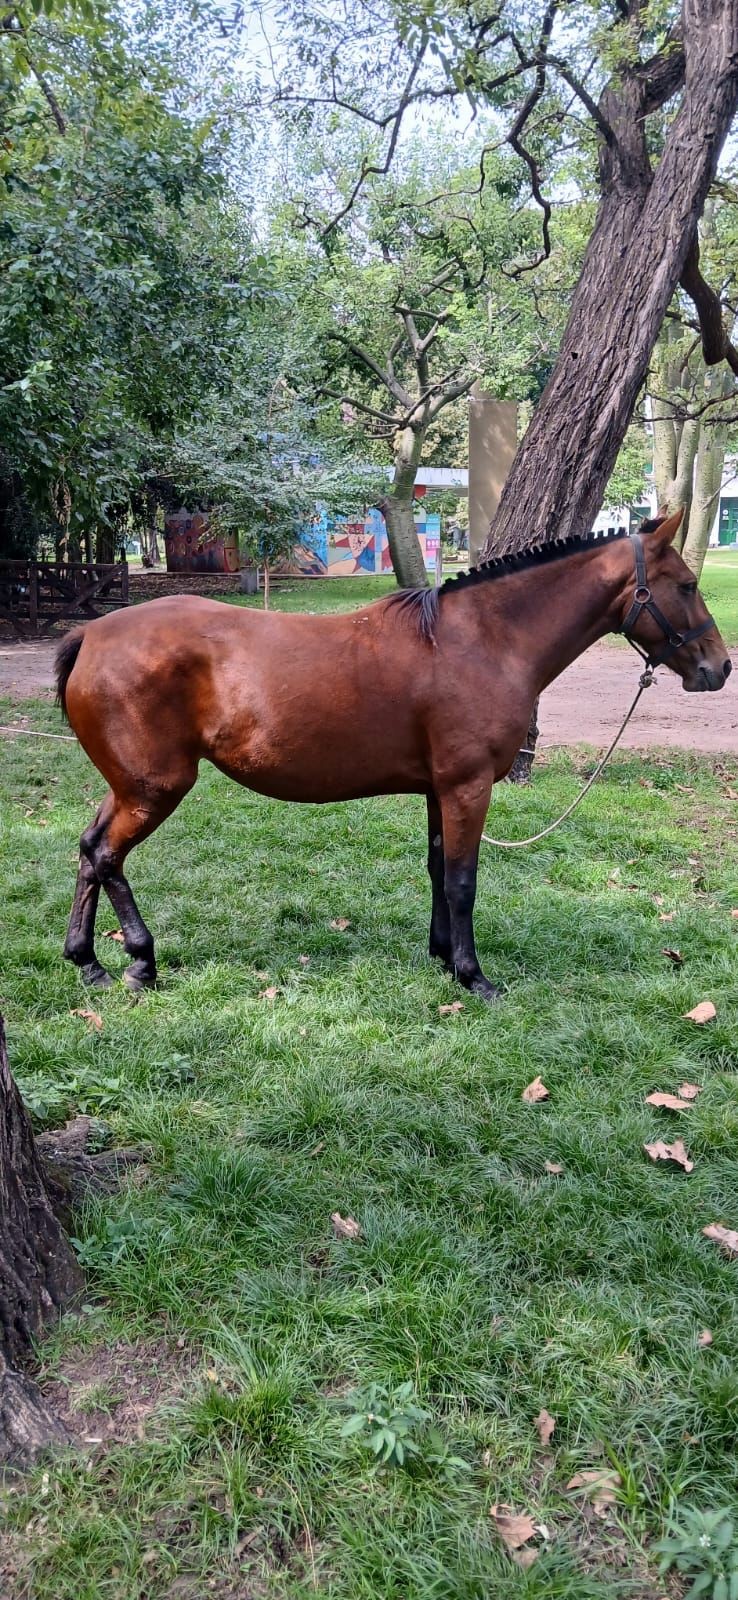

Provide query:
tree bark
left=95, top=524, right=116, bottom=564
left=0, top=1016, right=82, bottom=1465
left=482, top=0, right=738, bottom=564
left=682, top=364, right=732, bottom=577
left=378, top=425, right=428, bottom=588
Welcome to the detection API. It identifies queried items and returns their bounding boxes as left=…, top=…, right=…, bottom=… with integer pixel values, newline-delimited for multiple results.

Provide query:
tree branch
left=325, top=331, right=414, bottom=408
left=504, top=1, right=558, bottom=275
left=317, top=387, right=399, bottom=427
left=680, top=233, right=738, bottom=376
left=638, top=28, right=686, bottom=114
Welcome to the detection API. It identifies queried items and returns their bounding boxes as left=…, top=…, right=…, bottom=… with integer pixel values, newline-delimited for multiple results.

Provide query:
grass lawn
left=0, top=578, right=737, bottom=1597
left=699, top=551, right=738, bottom=647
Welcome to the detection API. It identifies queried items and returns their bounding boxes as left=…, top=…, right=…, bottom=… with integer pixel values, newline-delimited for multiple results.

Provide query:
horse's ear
left=639, top=507, right=684, bottom=546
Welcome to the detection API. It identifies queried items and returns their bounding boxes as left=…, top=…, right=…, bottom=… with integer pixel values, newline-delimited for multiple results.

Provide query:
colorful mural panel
left=164, top=510, right=239, bottom=574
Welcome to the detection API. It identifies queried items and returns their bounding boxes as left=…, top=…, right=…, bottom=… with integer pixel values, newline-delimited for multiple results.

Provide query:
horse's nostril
left=724, top=659, right=733, bottom=680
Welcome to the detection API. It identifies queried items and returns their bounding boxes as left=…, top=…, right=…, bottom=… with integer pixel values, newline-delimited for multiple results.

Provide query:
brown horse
left=56, top=510, right=730, bottom=1001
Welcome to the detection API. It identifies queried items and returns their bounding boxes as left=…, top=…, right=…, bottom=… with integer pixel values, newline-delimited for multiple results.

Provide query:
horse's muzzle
left=684, top=658, right=732, bottom=692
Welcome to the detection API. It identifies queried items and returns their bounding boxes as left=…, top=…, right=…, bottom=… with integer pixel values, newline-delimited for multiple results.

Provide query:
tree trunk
left=482, top=0, right=738, bottom=564
left=0, top=1016, right=82, bottom=1465
left=682, top=364, right=732, bottom=577
left=379, top=426, right=428, bottom=588
left=95, top=524, right=116, bottom=564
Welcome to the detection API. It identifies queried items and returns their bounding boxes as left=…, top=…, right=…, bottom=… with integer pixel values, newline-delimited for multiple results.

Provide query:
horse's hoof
left=470, top=976, right=502, bottom=1004
left=81, top=961, right=114, bottom=989
left=123, top=964, right=156, bottom=992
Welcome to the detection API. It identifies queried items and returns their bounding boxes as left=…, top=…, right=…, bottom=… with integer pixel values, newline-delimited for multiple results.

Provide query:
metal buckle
left=634, top=585, right=651, bottom=603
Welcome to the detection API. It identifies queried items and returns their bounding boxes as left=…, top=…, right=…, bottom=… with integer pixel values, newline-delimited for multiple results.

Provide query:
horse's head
left=618, top=510, right=732, bottom=692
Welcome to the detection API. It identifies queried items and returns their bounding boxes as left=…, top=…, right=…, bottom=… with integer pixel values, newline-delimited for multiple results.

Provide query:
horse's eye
left=679, top=582, right=697, bottom=596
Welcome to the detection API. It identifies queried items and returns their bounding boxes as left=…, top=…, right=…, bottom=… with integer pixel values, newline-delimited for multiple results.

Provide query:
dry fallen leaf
left=490, top=1505, right=537, bottom=1553
left=535, top=1409, right=556, bottom=1446
left=439, top=1001, right=463, bottom=1015
left=697, top=1329, right=713, bottom=1348
left=652, top=893, right=665, bottom=907
left=658, top=911, right=675, bottom=922
left=102, top=928, right=125, bottom=943
left=683, top=1000, right=717, bottom=1024
left=329, top=917, right=351, bottom=932
left=731, top=909, right=738, bottom=920
left=70, top=1008, right=103, bottom=1032
left=645, top=1092, right=692, bottom=1112
left=644, top=1138, right=694, bottom=1173
left=703, top=1223, right=738, bottom=1258
left=567, top=1469, right=621, bottom=1516
left=677, top=1082, right=702, bottom=1101
left=661, top=947, right=684, bottom=965
left=544, top=1159, right=564, bottom=1175
left=522, top=1076, right=550, bottom=1104
left=298, top=954, right=310, bottom=966
left=259, top=985, right=279, bottom=1001
left=331, top=1212, right=362, bottom=1241
left=725, top=788, right=738, bottom=801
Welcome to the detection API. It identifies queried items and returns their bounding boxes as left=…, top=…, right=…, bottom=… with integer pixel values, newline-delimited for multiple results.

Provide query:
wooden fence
left=0, top=561, right=129, bottom=638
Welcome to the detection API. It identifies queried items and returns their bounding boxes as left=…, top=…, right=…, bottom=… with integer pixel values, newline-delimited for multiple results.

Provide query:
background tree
left=284, top=129, right=545, bottom=585
left=257, top=0, right=738, bottom=562
left=647, top=196, right=738, bottom=577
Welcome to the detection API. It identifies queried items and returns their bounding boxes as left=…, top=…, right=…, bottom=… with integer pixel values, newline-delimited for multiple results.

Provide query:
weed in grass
left=655, top=1504, right=738, bottom=1598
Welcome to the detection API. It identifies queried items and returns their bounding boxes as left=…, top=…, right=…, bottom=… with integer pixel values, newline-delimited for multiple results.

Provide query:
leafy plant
left=70, top=1211, right=148, bottom=1271
left=340, top=1381, right=468, bottom=1476
left=655, top=1506, right=738, bottom=1600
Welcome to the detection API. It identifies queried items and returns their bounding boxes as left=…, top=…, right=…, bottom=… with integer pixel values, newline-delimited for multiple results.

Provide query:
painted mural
left=164, top=509, right=239, bottom=574
left=275, top=505, right=442, bottom=578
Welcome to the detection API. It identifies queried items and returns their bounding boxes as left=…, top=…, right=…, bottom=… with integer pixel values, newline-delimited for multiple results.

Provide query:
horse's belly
left=209, top=720, right=427, bottom=802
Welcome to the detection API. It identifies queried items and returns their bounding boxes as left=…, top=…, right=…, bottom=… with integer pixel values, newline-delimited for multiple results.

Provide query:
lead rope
left=481, top=667, right=654, bottom=849
left=0, top=724, right=76, bottom=742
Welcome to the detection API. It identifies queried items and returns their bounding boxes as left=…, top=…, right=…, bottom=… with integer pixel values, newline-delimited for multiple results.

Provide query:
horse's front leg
left=439, top=775, right=499, bottom=1003
left=426, top=792, right=452, bottom=969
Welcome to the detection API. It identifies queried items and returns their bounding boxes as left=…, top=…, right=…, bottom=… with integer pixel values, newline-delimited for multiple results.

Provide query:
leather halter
left=619, top=532, right=716, bottom=671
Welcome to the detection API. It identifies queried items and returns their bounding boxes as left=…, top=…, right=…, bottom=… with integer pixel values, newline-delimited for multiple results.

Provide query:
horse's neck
left=467, top=546, right=627, bottom=692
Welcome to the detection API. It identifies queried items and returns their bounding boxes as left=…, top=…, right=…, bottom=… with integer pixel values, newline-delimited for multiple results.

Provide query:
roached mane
left=388, top=524, right=633, bottom=644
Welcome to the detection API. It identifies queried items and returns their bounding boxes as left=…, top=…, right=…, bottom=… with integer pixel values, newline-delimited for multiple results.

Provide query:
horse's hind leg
left=80, top=781, right=193, bottom=991
left=64, top=796, right=115, bottom=987
left=426, top=793, right=451, bottom=969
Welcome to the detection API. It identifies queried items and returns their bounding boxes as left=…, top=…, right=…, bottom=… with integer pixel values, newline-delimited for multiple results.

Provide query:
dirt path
left=1, top=638, right=737, bottom=752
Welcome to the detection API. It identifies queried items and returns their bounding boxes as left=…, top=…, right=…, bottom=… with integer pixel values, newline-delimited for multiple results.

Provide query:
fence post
left=28, top=564, right=38, bottom=635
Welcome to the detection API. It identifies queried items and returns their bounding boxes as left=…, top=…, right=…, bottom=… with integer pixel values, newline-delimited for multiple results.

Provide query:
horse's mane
left=389, top=525, right=630, bottom=644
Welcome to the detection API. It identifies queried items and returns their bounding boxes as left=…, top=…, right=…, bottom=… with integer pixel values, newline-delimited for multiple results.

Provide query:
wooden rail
left=0, top=561, right=129, bottom=638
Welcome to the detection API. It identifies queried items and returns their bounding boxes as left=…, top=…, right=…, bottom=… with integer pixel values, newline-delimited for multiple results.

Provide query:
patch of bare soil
left=540, top=640, right=738, bottom=754
left=40, top=1337, right=196, bottom=1449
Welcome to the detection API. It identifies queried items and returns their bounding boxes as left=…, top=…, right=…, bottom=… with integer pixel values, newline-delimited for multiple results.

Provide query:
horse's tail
left=55, top=628, right=86, bottom=722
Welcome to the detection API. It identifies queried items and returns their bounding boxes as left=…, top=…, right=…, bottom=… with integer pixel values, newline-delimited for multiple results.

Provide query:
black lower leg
left=426, top=794, right=451, bottom=967
left=101, top=872, right=157, bottom=990
left=444, top=854, right=500, bottom=1002
left=63, top=853, right=112, bottom=988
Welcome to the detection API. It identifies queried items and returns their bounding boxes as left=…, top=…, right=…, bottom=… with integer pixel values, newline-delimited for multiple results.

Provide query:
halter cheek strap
left=619, top=532, right=716, bottom=669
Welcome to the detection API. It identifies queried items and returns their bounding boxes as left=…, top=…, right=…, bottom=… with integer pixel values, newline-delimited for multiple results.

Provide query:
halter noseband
left=619, top=532, right=716, bottom=671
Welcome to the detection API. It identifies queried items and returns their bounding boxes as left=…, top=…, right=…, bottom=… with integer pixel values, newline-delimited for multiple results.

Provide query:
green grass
left=701, top=551, right=738, bottom=647
left=1, top=622, right=737, bottom=1596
